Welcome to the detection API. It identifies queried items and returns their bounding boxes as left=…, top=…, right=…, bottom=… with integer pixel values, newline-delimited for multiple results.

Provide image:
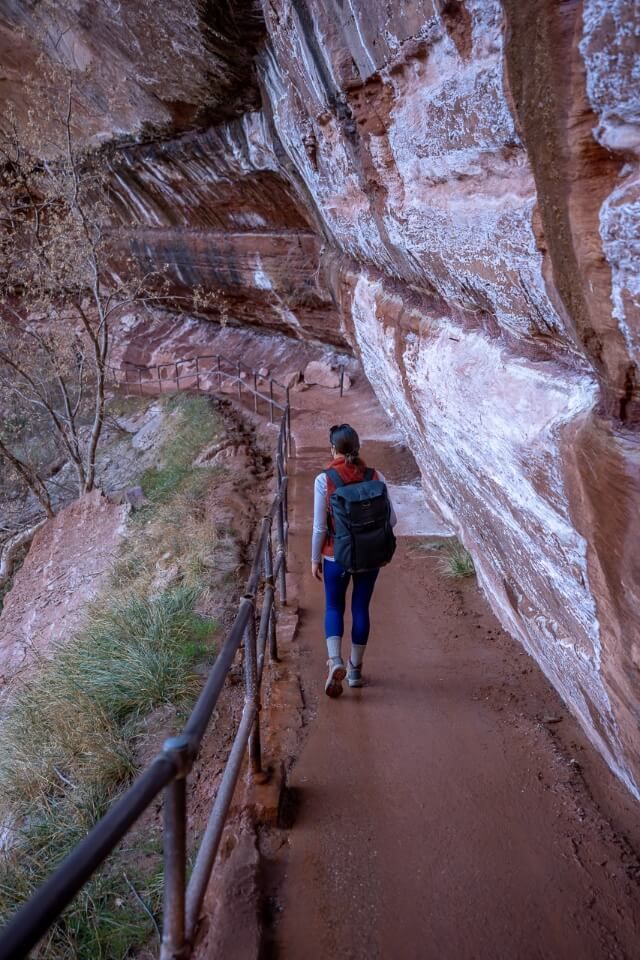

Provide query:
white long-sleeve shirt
left=311, top=469, right=397, bottom=563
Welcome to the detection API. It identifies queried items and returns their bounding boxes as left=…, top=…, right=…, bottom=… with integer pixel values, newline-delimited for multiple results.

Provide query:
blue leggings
left=323, top=559, right=379, bottom=645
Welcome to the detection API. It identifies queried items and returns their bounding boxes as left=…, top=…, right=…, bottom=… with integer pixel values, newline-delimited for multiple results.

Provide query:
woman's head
left=329, top=423, right=360, bottom=464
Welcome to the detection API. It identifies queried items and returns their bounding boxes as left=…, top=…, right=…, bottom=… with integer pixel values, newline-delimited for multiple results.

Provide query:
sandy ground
left=269, top=379, right=640, bottom=960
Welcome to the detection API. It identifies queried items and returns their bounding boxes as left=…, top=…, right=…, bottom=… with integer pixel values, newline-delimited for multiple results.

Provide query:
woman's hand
left=311, top=562, right=322, bottom=581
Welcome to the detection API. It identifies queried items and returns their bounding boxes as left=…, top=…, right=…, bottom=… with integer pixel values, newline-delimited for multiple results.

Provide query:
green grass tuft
left=63, top=587, right=212, bottom=723
left=437, top=541, right=476, bottom=579
left=408, top=537, right=476, bottom=579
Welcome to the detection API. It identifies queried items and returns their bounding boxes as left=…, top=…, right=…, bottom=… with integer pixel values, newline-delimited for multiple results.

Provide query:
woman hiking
left=311, top=423, right=397, bottom=697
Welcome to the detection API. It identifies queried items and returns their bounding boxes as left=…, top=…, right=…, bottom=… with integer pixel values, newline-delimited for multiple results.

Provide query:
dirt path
left=272, top=380, right=640, bottom=960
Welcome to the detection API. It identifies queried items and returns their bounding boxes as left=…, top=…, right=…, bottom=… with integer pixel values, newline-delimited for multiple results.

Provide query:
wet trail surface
left=272, top=381, right=640, bottom=960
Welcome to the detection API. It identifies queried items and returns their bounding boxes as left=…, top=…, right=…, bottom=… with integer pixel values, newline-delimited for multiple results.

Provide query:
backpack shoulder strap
left=325, top=468, right=346, bottom=488
left=364, top=467, right=375, bottom=481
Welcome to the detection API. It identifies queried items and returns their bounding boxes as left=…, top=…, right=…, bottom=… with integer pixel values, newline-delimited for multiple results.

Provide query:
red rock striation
left=3, top=2, right=639, bottom=795
left=106, top=115, right=343, bottom=343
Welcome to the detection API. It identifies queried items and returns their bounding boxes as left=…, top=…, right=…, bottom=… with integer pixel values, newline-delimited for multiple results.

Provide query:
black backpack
left=325, top=467, right=396, bottom=573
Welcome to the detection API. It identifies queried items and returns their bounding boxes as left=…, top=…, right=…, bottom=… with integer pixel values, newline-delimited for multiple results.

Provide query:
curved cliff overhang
left=104, top=113, right=345, bottom=344
left=0, top=0, right=265, bottom=145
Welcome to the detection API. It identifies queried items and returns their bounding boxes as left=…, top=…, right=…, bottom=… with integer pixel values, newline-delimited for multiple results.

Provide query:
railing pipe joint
left=163, top=734, right=198, bottom=779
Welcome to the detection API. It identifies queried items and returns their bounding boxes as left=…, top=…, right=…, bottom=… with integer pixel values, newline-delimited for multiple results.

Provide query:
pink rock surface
left=0, top=491, right=127, bottom=689
left=254, top=0, right=640, bottom=795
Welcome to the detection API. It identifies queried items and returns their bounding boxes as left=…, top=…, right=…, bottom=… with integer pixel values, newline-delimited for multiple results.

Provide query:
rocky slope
left=4, top=1, right=639, bottom=796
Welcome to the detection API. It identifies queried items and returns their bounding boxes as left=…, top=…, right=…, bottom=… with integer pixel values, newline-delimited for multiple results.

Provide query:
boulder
left=124, top=486, right=146, bottom=511
left=303, top=360, right=341, bottom=389
left=284, top=370, right=302, bottom=389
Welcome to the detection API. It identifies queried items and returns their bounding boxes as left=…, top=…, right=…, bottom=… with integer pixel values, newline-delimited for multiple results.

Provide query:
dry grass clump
left=112, top=394, right=241, bottom=602
left=113, top=477, right=218, bottom=594
left=0, top=586, right=215, bottom=959
left=113, top=483, right=240, bottom=600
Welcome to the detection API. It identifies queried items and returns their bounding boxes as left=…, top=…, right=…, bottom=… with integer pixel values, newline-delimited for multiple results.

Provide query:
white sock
left=326, top=635, right=343, bottom=662
left=350, top=643, right=366, bottom=668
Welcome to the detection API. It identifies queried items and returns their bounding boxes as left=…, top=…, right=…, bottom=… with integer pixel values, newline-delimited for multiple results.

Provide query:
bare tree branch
left=0, top=439, right=54, bottom=518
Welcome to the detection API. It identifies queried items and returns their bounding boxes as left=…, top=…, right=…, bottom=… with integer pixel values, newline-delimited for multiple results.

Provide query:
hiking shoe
left=347, top=660, right=364, bottom=688
left=325, top=658, right=346, bottom=698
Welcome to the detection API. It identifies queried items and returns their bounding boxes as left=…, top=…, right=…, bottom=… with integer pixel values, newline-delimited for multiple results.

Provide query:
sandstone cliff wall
left=253, top=0, right=640, bottom=796
left=3, top=1, right=639, bottom=795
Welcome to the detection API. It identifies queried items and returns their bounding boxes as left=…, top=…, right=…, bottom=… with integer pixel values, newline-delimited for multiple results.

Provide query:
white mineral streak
left=345, top=0, right=379, bottom=76
left=111, top=111, right=280, bottom=227
left=273, top=301, right=304, bottom=335
left=378, top=5, right=564, bottom=338
left=260, top=46, right=391, bottom=267
left=581, top=2, right=640, bottom=369
left=351, top=272, right=638, bottom=797
left=230, top=111, right=281, bottom=174
left=253, top=255, right=274, bottom=290
left=111, top=170, right=161, bottom=225
left=580, top=0, right=640, bottom=154
left=600, top=179, right=640, bottom=361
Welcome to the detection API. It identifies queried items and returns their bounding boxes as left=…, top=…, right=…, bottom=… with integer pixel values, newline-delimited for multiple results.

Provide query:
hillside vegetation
left=0, top=393, right=240, bottom=959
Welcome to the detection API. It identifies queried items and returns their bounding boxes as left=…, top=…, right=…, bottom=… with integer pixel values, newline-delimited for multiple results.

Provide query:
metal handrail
left=0, top=356, right=293, bottom=960
left=108, top=350, right=290, bottom=394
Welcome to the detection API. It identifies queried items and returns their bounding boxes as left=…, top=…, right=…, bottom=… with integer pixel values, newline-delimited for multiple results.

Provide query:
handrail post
left=243, top=595, right=266, bottom=781
left=268, top=600, right=278, bottom=664
left=253, top=371, right=258, bottom=413
left=217, top=355, right=222, bottom=391
left=160, top=736, right=192, bottom=960
left=158, top=365, right=163, bottom=395
left=286, top=388, right=292, bottom=457
left=175, top=361, right=179, bottom=392
left=195, top=356, right=200, bottom=392
left=269, top=380, right=274, bottom=423
left=276, top=490, right=287, bottom=606
left=138, top=368, right=142, bottom=396
left=265, top=530, right=278, bottom=662
left=282, top=473, right=289, bottom=545
left=237, top=361, right=242, bottom=400
left=339, top=365, right=345, bottom=397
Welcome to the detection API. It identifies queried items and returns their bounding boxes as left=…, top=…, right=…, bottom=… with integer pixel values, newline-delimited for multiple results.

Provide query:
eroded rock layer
left=4, top=1, right=639, bottom=795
